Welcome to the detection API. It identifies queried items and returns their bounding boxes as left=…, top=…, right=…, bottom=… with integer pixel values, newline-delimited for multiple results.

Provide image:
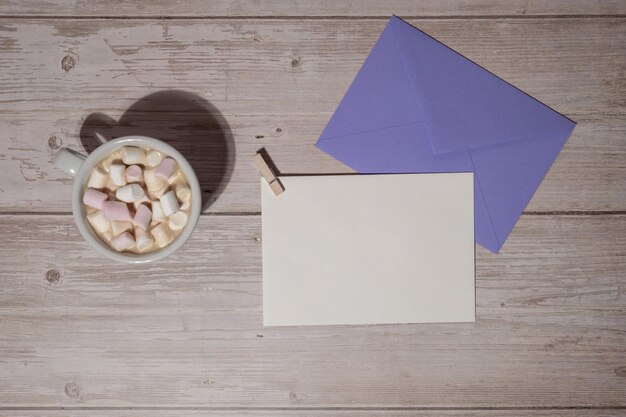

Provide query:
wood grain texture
left=0, top=214, right=624, bottom=407
left=0, top=0, right=625, bottom=17
left=0, top=18, right=624, bottom=213
left=2, top=410, right=626, bottom=417
left=1, top=2, right=625, bottom=414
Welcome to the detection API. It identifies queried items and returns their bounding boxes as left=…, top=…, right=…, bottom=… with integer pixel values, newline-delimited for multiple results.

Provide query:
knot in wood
left=48, top=135, right=62, bottom=151
left=65, top=382, right=80, bottom=398
left=61, top=55, right=76, bottom=72
left=45, top=269, right=60, bottom=284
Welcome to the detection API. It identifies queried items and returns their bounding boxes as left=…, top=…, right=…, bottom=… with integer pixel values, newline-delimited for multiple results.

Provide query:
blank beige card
left=261, top=173, right=475, bottom=326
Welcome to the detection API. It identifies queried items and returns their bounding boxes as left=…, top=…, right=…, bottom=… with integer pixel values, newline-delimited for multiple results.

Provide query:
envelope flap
left=389, top=16, right=575, bottom=154
left=318, top=20, right=422, bottom=142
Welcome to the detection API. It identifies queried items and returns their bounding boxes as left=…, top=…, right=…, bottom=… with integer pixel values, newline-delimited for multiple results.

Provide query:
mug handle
left=52, top=131, right=109, bottom=176
left=52, top=148, right=86, bottom=177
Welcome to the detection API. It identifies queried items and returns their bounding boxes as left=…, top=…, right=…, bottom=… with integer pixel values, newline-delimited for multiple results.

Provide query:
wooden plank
left=0, top=214, right=624, bottom=407
left=0, top=19, right=622, bottom=117
left=0, top=18, right=624, bottom=213
left=2, top=113, right=624, bottom=214
left=2, top=410, right=625, bottom=417
left=0, top=0, right=625, bottom=17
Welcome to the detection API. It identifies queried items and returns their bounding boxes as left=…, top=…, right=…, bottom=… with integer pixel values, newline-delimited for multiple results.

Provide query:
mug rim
left=72, top=135, right=202, bottom=264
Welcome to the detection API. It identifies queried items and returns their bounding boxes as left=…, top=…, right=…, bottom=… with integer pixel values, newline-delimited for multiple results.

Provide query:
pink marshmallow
left=133, top=204, right=152, bottom=230
left=126, top=165, right=143, bottom=183
left=101, top=201, right=132, bottom=221
left=111, top=232, right=135, bottom=251
left=154, top=157, right=178, bottom=179
left=83, top=188, right=108, bottom=209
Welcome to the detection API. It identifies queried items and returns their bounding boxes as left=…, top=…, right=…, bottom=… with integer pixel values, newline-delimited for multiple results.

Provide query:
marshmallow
left=155, top=157, right=178, bottom=179
left=87, top=210, right=110, bottom=233
left=151, top=200, right=166, bottom=222
left=116, top=183, right=145, bottom=203
left=111, top=231, right=135, bottom=251
left=168, top=168, right=186, bottom=186
left=132, top=194, right=151, bottom=209
left=151, top=223, right=174, bottom=248
left=101, top=201, right=132, bottom=221
left=144, top=168, right=168, bottom=193
left=110, top=220, right=133, bottom=237
left=133, top=204, right=152, bottom=230
left=168, top=211, right=188, bottom=231
left=175, top=185, right=191, bottom=203
left=100, top=152, right=118, bottom=172
left=100, top=229, right=113, bottom=242
left=149, top=186, right=168, bottom=199
left=145, top=150, right=164, bottom=167
left=83, top=188, right=108, bottom=209
left=135, top=227, right=155, bottom=253
left=87, top=167, right=108, bottom=189
left=121, top=146, right=146, bottom=165
left=160, top=190, right=179, bottom=216
left=126, top=165, right=143, bottom=183
left=84, top=146, right=194, bottom=254
left=109, top=163, right=127, bottom=186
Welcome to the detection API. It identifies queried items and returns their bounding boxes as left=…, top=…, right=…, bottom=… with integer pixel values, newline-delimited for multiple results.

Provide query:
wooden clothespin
left=252, top=152, right=284, bottom=196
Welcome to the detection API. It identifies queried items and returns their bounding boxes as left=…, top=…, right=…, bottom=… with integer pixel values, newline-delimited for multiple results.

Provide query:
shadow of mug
left=79, top=90, right=235, bottom=212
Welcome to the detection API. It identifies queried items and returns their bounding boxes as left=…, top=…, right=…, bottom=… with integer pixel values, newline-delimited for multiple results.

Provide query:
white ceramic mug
left=53, top=135, right=202, bottom=263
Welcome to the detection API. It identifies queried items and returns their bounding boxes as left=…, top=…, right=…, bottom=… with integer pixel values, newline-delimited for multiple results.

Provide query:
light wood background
left=0, top=1, right=625, bottom=415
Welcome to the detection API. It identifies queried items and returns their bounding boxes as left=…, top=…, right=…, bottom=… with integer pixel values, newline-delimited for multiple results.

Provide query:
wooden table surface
left=0, top=1, right=625, bottom=415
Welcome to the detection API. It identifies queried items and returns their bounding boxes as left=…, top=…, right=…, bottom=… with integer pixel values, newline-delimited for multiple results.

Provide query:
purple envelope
left=316, top=16, right=576, bottom=253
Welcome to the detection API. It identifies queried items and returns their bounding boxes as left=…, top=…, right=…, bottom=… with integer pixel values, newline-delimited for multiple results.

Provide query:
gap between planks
left=1, top=211, right=626, bottom=217
left=0, top=15, right=625, bottom=20
left=1, top=405, right=625, bottom=410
